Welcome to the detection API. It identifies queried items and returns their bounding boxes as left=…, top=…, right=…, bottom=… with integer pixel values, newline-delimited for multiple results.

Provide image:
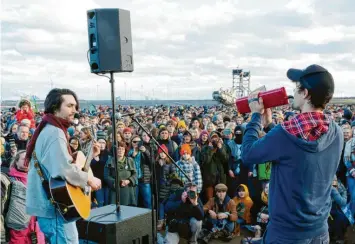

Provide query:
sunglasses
left=132, top=140, right=141, bottom=143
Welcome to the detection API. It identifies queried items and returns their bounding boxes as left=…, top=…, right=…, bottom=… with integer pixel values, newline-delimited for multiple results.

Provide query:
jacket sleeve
left=104, top=157, right=115, bottom=189
left=331, top=187, right=347, bottom=207
left=228, top=200, right=238, bottom=222
left=242, top=113, right=283, bottom=165
left=193, top=163, right=203, bottom=194
left=164, top=192, right=182, bottom=213
left=191, top=199, right=204, bottom=221
left=127, top=158, right=138, bottom=186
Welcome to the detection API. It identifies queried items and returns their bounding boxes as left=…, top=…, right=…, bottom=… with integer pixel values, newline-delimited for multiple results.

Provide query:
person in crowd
left=13, top=124, right=30, bottom=151
left=328, top=176, right=353, bottom=243
left=157, top=127, right=179, bottom=161
left=202, top=183, right=237, bottom=243
left=233, top=184, right=253, bottom=236
left=200, top=132, right=229, bottom=201
left=242, top=65, right=342, bottom=243
left=128, top=135, right=152, bottom=209
left=155, top=144, right=176, bottom=230
left=104, top=141, right=137, bottom=206
left=91, top=131, right=110, bottom=207
left=176, top=144, right=203, bottom=194
left=6, top=150, right=45, bottom=244
left=15, top=99, right=35, bottom=129
left=164, top=182, right=204, bottom=244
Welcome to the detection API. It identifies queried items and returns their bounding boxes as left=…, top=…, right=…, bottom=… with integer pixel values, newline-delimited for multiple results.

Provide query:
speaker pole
left=109, top=71, right=121, bottom=213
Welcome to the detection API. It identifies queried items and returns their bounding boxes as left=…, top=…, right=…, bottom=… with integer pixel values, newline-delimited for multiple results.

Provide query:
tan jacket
left=203, top=196, right=237, bottom=221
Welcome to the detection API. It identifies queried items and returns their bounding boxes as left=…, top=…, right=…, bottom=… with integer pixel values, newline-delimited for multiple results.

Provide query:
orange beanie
left=180, top=144, right=192, bottom=156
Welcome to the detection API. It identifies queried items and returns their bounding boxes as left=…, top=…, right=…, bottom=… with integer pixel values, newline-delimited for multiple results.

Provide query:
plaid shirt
left=281, top=112, right=330, bottom=141
left=176, top=157, right=203, bottom=193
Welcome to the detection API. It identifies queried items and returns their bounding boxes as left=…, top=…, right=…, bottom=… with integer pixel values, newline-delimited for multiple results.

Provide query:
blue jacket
left=242, top=113, right=343, bottom=240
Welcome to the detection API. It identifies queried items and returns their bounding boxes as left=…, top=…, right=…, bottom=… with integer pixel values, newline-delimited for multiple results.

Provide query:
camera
left=138, top=141, right=144, bottom=148
left=212, top=140, right=218, bottom=148
left=187, top=190, right=197, bottom=199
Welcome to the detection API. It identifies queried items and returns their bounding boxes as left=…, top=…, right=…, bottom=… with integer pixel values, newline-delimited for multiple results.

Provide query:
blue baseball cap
left=287, top=64, right=334, bottom=92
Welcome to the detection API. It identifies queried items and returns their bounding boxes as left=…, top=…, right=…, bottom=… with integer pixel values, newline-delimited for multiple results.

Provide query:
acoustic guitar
left=49, top=126, right=96, bottom=221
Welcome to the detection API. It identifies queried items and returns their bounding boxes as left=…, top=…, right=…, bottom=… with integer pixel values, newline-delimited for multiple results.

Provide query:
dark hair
left=18, top=99, right=31, bottom=108
left=237, top=185, right=245, bottom=192
left=297, top=74, right=334, bottom=109
left=44, top=88, right=79, bottom=114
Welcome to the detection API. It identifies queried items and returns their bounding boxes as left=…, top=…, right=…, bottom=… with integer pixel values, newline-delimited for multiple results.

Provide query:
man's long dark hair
left=44, top=88, right=79, bottom=114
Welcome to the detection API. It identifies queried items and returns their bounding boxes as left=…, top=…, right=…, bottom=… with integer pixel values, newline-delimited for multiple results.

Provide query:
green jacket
left=200, top=146, right=229, bottom=186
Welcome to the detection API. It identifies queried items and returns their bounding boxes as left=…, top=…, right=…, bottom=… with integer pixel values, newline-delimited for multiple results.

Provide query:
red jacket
left=15, top=109, right=35, bottom=129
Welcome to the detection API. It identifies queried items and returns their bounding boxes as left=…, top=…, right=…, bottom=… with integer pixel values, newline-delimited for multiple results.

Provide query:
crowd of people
left=1, top=94, right=355, bottom=244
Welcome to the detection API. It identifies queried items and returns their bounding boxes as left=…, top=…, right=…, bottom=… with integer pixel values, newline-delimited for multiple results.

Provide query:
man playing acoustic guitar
left=25, top=88, right=102, bottom=243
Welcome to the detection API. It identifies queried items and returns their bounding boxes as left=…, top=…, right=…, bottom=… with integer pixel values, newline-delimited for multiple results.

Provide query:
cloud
left=1, top=0, right=355, bottom=100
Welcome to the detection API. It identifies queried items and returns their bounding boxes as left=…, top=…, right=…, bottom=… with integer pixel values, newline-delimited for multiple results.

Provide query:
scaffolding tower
left=232, top=68, right=251, bottom=98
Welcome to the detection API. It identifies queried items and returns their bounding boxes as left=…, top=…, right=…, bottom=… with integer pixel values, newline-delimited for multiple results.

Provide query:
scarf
left=25, top=114, right=71, bottom=166
left=128, top=149, right=142, bottom=179
left=8, top=167, right=28, bottom=185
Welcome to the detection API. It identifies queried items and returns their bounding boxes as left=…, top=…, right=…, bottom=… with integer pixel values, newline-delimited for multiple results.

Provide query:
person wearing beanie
left=175, top=144, right=202, bottom=194
left=198, top=130, right=210, bottom=151
left=123, top=127, right=133, bottom=151
left=343, top=108, right=352, bottom=123
left=202, top=183, right=237, bottom=242
left=155, top=143, right=176, bottom=231
left=191, top=117, right=202, bottom=133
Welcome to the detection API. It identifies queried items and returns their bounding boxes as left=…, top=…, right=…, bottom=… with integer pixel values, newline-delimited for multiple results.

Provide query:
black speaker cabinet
left=77, top=205, right=152, bottom=244
left=87, top=8, right=134, bottom=73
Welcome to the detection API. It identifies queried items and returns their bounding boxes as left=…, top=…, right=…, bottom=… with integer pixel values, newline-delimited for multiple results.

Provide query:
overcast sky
left=1, top=0, right=355, bottom=100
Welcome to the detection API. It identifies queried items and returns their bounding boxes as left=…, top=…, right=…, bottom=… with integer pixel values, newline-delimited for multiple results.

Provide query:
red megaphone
left=235, top=87, right=293, bottom=114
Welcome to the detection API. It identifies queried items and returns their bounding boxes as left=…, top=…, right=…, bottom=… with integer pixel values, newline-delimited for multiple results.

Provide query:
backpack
left=1, top=172, right=11, bottom=242
left=5, top=180, right=31, bottom=230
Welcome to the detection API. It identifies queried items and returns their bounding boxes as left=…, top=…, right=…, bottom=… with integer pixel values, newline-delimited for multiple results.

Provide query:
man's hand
left=217, top=213, right=228, bottom=219
left=139, top=146, right=146, bottom=152
left=120, top=179, right=130, bottom=187
left=88, top=176, right=101, bottom=191
left=351, top=171, right=355, bottom=178
left=248, top=172, right=253, bottom=177
left=92, top=142, right=101, bottom=157
left=248, top=96, right=265, bottom=114
left=181, top=191, right=188, bottom=203
left=260, top=213, right=269, bottom=223
left=228, top=170, right=235, bottom=178
left=209, top=210, right=217, bottom=219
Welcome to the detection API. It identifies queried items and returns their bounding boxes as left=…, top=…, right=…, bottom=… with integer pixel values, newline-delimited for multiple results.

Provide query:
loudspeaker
left=87, top=8, right=134, bottom=73
left=77, top=205, right=152, bottom=244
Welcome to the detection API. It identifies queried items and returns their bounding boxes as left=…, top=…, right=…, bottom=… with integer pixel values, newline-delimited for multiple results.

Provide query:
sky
left=1, top=0, right=355, bottom=100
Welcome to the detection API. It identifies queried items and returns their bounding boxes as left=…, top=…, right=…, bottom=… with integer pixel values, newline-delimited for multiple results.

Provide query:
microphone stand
left=130, top=116, right=192, bottom=244
left=109, top=71, right=120, bottom=213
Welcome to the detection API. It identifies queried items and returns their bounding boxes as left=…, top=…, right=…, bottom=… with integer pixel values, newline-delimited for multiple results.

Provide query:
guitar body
left=50, top=151, right=93, bottom=221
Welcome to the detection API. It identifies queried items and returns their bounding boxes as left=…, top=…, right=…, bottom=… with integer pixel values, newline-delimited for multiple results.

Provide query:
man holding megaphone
left=241, top=64, right=343, bottom=244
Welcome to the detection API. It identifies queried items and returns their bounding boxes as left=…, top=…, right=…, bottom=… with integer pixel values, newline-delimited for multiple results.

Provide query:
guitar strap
left=32, top=152, right=55, bottom=205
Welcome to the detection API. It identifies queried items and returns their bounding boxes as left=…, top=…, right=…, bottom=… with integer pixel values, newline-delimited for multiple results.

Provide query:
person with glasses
left=128, top=135, right=152, bottom=209
left=201, top=183, right=237, bottom=243
left=69, top=137, right=80, bottom=153
left=104, top=141, right=137, bottom=206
